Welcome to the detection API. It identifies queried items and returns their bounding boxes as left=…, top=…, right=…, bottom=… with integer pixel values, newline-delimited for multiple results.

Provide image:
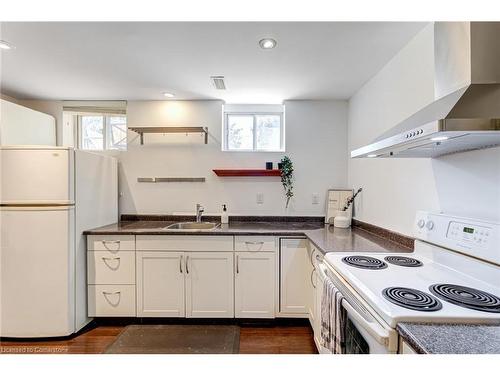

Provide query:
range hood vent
left=351, top=22, right=500, bottom=158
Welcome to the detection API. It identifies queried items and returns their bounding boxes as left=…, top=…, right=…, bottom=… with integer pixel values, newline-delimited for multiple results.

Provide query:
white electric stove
left=320, top=211, right=500, bottom=353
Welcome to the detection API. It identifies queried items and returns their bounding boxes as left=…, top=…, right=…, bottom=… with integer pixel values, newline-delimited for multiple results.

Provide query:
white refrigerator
left=0, top=146, right=118, bottom=338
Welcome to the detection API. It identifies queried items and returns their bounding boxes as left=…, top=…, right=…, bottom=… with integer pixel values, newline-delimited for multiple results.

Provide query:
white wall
left=348, top=23, right=500, bottom=235
left=0, top=98, right=56, bottom=145
left=0, top=94, right=65, bottom=146
left=119, top=100, right=348, bottom=216
left=17, top=99, right=64, bottom=145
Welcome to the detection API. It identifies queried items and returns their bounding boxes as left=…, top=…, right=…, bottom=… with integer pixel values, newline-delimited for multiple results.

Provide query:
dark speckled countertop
left=397, top=322, right=500, bottom=354
left=84, top=219, right=413, bottom=255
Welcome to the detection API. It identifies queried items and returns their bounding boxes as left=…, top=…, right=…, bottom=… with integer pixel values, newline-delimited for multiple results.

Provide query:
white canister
left=333, top=210, right=352, bottom=228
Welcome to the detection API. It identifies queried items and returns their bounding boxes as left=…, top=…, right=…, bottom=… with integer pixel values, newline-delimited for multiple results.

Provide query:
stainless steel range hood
left=351, top=22, right=500, bottom=158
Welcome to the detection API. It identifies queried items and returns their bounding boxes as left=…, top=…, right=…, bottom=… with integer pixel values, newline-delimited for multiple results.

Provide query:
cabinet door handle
left=310, top=249, right=316, bottom=264
left=180, top=255, right=183, bottom=273
left=236, top=255, right=239, bottom=274
left=101, top=257, right=121, bottom=270
left=310, top=269, right=317, bottom=289
left=186, top=255, right=189, bottom=274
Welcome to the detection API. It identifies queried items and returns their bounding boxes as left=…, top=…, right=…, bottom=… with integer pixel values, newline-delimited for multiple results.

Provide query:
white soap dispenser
left=221, top=204, right=229, bottom=224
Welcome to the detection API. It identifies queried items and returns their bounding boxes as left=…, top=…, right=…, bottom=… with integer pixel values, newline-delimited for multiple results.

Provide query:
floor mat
left=105, top=324, right=240, bottom=354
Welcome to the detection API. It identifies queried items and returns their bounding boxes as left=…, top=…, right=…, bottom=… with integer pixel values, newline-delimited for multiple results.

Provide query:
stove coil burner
left=341, top=256, right=387, bottom=270
left=382, top=287, right=442, bottom=311
left=429, top=284, right=500, bottom=313
left=384, top=256, right=423, bottom=267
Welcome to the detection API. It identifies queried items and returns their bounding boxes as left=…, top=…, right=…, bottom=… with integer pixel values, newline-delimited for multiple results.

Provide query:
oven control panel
left=446, top=221, right=491, bottom=248
left=414, top=211, right=499, bottom=265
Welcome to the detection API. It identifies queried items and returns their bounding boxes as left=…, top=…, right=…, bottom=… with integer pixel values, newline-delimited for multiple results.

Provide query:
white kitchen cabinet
left=307, top=245, right=319, bottom=327
left=136, top=252, right=185, bottom=317
left=308, top=268, right=317, bottom=326
left=88, top=251, right=135, bottom=285
left=313, top=268, right=323, bottom=350
left=235, top=252, right=276, bottom=318
left=88, top=284, right=136, bottom=317
left=185, top=252, right=234, bottom=318
left=399, top=338, right=417, bottom=354
left=87, top=235, right=135, bottom=252
left=279, top=238, right=309, bottom=316
left=234, top=236, right=277, bottom=252
left=136, top=235, right=233, bottom=252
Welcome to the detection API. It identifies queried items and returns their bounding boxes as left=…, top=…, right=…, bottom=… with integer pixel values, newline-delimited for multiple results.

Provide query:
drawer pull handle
left=101, top=240, right=120, bottom=252
left=186, top=255, right=189, bottom=274
left=102, top=291, right=121, bottom=307
left=180, top=255, right=183, bottom=274
left=245, top=241, right=265, bottom=252
left=101, top=257, right=121, bottom=270
left=245, top=241, right=264, bottom=245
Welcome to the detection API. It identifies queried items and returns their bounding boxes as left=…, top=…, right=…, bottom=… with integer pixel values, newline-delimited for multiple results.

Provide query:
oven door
left=318, top=263, right=398, bottom=354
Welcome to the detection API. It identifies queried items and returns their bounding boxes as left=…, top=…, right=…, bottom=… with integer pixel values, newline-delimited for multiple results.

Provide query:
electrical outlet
left=256, top=193, right=264, bottom=204
left=312, top=193, right=319, bottom=205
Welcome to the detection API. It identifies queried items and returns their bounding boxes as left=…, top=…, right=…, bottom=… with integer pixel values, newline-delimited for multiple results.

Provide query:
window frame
left=223, top=111, right=285, bottom=152
left=77, top=114, right=127, bottom=151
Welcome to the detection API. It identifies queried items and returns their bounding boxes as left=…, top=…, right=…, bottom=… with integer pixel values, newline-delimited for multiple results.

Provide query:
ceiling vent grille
left=211, top=76, right=226, bottom=90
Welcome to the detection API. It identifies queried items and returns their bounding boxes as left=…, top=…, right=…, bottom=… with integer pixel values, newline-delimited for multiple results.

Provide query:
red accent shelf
left=213, top=169, right=282, bottom=177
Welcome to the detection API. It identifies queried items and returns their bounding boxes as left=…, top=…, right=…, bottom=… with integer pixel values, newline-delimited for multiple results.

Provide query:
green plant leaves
left=279, top=156, right=294, bottom=208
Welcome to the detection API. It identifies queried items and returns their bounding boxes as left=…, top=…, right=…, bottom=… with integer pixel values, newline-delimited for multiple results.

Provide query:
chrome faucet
left=196, top=204, right=204, bottom=223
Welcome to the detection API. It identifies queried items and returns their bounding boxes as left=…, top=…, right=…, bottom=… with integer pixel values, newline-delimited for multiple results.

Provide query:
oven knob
left=417, top=219, right=425, bottom=228
left=426, top=221, right=434, bottom=230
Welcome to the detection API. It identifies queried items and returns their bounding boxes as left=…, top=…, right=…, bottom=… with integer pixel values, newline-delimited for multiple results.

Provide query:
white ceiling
left=0, top=22, right=427, bottom=103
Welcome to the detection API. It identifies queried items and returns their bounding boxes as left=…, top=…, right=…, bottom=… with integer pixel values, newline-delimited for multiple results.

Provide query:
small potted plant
left=334, top=188, right=362, bottom=228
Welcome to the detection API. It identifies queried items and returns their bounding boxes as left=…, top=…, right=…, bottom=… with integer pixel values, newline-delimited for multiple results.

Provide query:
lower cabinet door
left=313, top=271, right=323, bottom=350
left=136, top=251, right=185, bottom=317
left=235, top=252, right=275, bottom=318
left=185, top=252, right=234, bottom=318
left=279, top=238, right=310, bottom=314
left=308, top=268, right=317, bottom=327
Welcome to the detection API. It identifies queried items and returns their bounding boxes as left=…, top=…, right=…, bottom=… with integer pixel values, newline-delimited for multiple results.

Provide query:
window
left=223, top=106, right=284, bottom=152
left=78, top=115, right=127, bottom=150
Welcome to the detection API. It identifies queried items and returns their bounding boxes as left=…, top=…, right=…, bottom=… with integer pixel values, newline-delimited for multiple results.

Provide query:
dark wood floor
left=239, top=326, right=317, bottom=354
left=0, top=323, right=317, bottom=354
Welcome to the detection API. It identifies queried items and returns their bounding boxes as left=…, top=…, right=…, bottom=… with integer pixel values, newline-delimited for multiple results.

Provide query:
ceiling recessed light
left=0, top=40, right=14, bottom=50
left=430, top=136, right=449, bottom=141
left=162, top=92, right=175, bottom=98
left=259, top=38, right=277, bottom=50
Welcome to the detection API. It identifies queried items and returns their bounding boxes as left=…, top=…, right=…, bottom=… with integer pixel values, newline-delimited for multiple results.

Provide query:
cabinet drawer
left=87, top=251, right=135, bottom=284
left=136, top=235, right=233, bottom=252
left=87, top=235, right=135, bottom=252
left=88, top=285, right=136, bottom=317
left=235, top=236, right=276, bottom=252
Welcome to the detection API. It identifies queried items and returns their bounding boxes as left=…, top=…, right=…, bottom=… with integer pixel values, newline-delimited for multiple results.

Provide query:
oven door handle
left=342, top=299, right=390, bottom=346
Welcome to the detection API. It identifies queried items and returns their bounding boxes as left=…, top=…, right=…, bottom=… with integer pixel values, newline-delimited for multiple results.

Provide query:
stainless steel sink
left=164, top=222, right=220, bottom=230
